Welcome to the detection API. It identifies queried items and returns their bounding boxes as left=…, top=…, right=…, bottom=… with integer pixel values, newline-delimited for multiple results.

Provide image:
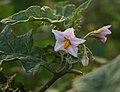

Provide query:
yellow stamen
left=64, top=39, right=70, bottom=49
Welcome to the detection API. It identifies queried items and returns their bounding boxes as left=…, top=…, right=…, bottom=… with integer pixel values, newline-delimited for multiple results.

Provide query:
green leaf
left=56, top=6, right=63, bottom=17
left=73, top=55, right=120, bottom=92
left=0, top=26, right=40, bottom=73
left=56, top=4, right=75, bottom=18
left=1, top=6, right=66, bottom=30
left=0, top=26, right=56, bottom=74
left=56, top=4, right=75, bottom=26
left=1, top=53, right=44, bottom=74
left=63, top=4, right=75, bottom=18
left=0, top=26, right=32, bottom=54
left=27, top=63, right=40, bottom=75
left=67, top=0, right=91, bottom=28
left=19, top=55, right=41, bottom=73
left=42, top=60, right=56, bottom=74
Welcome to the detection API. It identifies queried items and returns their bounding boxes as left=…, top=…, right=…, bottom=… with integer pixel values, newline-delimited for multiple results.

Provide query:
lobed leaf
left=0, top=26, right=40, bottom=73
left=0, top=26, right=32, bottom=54
left=56, top=4, right=75, bottom=18
left=1, top=6, right=65, bottom=30
left=56, top=4, right=75, bottom=26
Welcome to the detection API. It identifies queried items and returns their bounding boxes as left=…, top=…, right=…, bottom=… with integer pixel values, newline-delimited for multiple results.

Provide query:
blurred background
left=0, top=0, right=120, bottom=92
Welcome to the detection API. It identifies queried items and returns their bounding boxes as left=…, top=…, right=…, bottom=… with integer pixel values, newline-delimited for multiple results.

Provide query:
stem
left=83, top=44, right=87, bottom=55
left=38, top=63, right=82, bottom=92
left=83, top=32, right=93, bottom=39
left=86, top=46, right=93, bottom=55
left=38, top=74, right=61, bottom=92
left=38, top=69, right=67, bottom=92
left=59, top=51, right=64, bottom=62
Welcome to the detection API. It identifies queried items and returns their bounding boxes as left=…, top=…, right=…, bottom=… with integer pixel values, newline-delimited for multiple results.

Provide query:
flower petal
left=94, top=25, right=111, bottom=43
left=67, top=45, right=78, bottom=57
left=99, top=25, right=111, bottom=36
left=99, top=25, right=111, bottom=30
left=54, top=41, right=64, bottom=51
left=52, top=29, right=64, bottom=41
left=102, top=25, right=111, bottom=29
left=100, top=36, right=107, bottom=43
left=100, top=29, right=111, bottom=36
left=63, top=28, right=75, bottom=39
left=71, top=37, right=86, bottom=46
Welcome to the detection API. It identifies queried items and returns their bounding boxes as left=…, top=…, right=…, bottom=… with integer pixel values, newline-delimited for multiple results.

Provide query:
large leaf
left=56, top=4, right=75, bottom=18
left=0, top=26, right=40, bottom=73
left=73, top=55, right=120, bottom=92
left=67, top=0, right=91, bottom=28
left=0, top=26, right=32, bottom=54
left=1, top=6, right=65, bottom=30
left=63, top=4, right=75, bottom=18
left=56, top=4, right=75, bottom=26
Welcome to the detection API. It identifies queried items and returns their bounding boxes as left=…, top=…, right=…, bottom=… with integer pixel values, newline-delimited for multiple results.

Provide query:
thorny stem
left=38, top=63, right=82, bottom=92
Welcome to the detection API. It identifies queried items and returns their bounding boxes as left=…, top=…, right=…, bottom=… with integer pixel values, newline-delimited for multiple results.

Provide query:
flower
left=52, top=28, right=86, bottom=57
left=81, top=54, right=89, bottom=66
left=93, top=25, right=111, bottom=43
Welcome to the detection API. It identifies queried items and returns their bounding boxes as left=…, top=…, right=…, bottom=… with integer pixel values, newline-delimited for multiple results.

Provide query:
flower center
left=64, top=39, right=70, bottom=49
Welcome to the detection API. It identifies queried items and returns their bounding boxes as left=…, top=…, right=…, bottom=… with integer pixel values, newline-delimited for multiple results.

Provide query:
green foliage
left=73, top=55, right=120, bottom=92
left=0, top=0, right=92, bottom=73
left=63, top=4, right=75, bottom=18
left=1, top=0, right=91, bottom=31
left=55, top=0, right=91, bottom=29
left=0, top=0, right=93, bottom=91
left=0, top=26, right=40, bottom=73
left=67, top=0, right=91, bottom=28
left=1, top=6, right=65, bottom=30
left=56, top=4, right=75, bottom=25
left=0, top=0, right=119, bottom=91
left=0, top=26, right=58, bottom=75
left=0, top=26, right=32, bottom=54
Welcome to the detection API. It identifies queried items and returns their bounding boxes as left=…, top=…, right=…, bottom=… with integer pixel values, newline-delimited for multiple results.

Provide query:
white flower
left=52, top=28, right=86, bottom=57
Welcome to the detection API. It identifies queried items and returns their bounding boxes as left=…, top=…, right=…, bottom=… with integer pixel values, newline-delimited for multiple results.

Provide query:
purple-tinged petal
left=63, top=28, right=75, bottom=39
left=71, top=37, right=86, bottom=46
left=52, top=29, right=64, bottom=41
left=94, top=25, right=111, bottom=43
left=100, top=36, right=107, bottom=43
left=100, top=25, right=111, bottom=29
left=81, top=55, right=89, bottom=66
left=99, top=25, right=111, bottom=36
left=67, top=45, right=78, bottom=57
left=100, top=29, right=111, bottom=36
left=54, top=41, right=64, bottom=51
